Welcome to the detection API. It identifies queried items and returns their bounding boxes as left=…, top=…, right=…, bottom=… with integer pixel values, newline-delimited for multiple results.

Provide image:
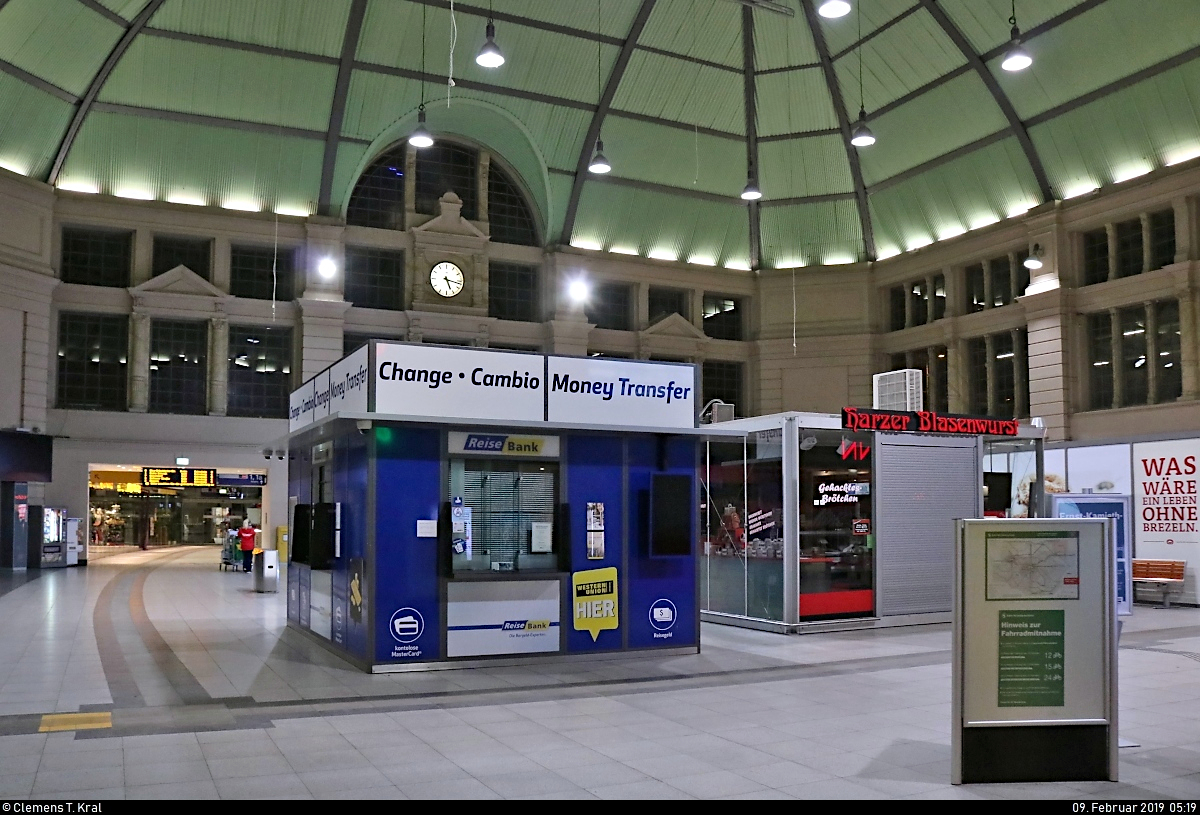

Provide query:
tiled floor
left=1, top=545, right=1198, bottom=799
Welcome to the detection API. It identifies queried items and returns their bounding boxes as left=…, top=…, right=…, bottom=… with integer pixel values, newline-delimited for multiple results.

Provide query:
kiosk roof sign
left=842, top=407, right=1019, bottom=437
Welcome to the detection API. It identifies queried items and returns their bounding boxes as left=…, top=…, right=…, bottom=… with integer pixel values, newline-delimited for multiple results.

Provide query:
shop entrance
left=88, top=466, right=266, bottom=549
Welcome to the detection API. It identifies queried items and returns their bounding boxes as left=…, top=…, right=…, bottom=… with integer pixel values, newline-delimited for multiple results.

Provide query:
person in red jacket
left=237, top=519, right=257, bottom=572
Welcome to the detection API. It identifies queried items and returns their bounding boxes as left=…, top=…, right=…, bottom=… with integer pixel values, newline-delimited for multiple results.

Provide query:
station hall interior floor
left=0, top=545, right=1198, bottom=800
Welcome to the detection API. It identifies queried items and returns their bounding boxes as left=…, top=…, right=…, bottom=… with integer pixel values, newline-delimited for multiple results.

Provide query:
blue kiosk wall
left=287, top=421, right=699, bottom=670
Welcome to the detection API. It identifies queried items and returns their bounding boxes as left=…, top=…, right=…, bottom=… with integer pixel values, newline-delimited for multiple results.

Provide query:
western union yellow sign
left=572, top=566, right=618, bottom=641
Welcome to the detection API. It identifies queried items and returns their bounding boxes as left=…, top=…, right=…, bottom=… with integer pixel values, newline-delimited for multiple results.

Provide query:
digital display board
left=142, top=467, right=218, bottom=487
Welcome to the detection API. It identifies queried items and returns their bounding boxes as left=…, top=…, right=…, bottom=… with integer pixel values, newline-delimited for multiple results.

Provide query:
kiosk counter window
left=449, top=458, right=560, bottom=574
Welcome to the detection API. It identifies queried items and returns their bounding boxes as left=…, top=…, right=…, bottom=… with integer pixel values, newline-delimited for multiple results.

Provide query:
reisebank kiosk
left=285, top=340, right=731, bottom=671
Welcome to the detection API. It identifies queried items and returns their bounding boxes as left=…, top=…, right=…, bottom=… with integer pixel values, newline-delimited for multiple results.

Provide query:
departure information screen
left=142, top=467, right=218, bottom=487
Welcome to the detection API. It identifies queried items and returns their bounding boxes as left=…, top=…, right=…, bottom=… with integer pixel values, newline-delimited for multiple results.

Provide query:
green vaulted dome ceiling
left=1, top=0, right=1199, bottom=269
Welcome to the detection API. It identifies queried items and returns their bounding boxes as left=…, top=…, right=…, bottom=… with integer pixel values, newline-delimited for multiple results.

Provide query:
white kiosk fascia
left=952, top=518, right=1118, bottom=784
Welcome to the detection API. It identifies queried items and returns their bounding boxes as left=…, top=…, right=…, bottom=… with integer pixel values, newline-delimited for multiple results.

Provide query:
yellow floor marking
left=38, top=712, right=112, bottom=733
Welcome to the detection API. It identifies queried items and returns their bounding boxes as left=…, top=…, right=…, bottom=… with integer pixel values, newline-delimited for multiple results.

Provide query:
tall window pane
left=228, top=326, right=292, bottom=418
left=1114, top=219, right=1143, bottom=278
left=931, top=347, right=949, bottom=413
left=56, top=313, right=128, bottom=411
left=1155, top=299, right=1182, bottom=403
left=703, top=294, right=742, bottom=340
left=909, top=281, right=928, bottom=325
left=487, top=162, right=538, bottom=246
left=1149, top=210, right=1176, bottom=270
left=230, top=245, right=295, bottom=301
left=345, top=247, right=404, bottom=311
left=415, top=143, right=477, bottom=220
left=889, top=286, right=906, bottom=330
left=993, top=332, right=1015, bottom=419
left=153, top=236, right=211, bottom=279
left=1087, top=312, right=1113, bottom=410
left=990, top=256, right=1012, bottom=307
left=149, top=320, right=207, bottom=415
left=1082, top=229, right=1108, bottom=285
left=908, top=348, right=930, bottom=409
left=965, top=264, right=986, bottom=312
left=586, top=282, right=632, bottom=331
left=60, top=228, right=132, bottom=287
left=1119, top=305, right=1148, bottom=405
left=488, top=262, right=539, bottom=322
left=702, top=361, right=742, bottom=412
left=346, top=147, right=406, bottom=230
left=967, top=338, right=988, bottom=414
left=932, top=274, right=946, bottom=320
left=649, top=287, right=687, bottom=325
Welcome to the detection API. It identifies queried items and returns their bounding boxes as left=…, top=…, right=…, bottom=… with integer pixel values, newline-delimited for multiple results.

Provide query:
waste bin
left=254, top=549, right=279, bottom=593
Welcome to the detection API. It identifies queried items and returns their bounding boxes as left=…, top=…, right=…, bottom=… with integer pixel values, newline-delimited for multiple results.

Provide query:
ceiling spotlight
left=818, top=0, right=851, bottom=18
left=568, top=279, right=590, bottom=303
left=850, top=108, right=875, bottom=147
left=740, top=178, right=762, bottom=201
left=317, top=257, right=337, bottom=279
left=1001, top=1, right=1032, bottom=72
left=408, top=106, right=433, bottom=149
left=588, top=138, right=611, bottom=174
left=1023, top=243, right=1044, bottom=270
left=475, top=20, right=505, bottom=68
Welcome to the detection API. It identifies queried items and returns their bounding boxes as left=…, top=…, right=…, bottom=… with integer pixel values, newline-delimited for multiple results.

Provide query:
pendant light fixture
left=409, top=4, right=434, bottom=148
left=740, top=178, right=762, bottom=201
left=588, top=0, right=611, bottom=175
left=849, top=3, right=875, bottom=148
left=818, top=0, right=851, bottom=18
left=1001, top=0, right=1032, bottom=72
left=475, top=1, right=504, bottom=68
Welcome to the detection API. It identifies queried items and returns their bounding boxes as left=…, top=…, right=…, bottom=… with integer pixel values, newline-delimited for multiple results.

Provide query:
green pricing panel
left=998, top=609, right=1065, bottom=707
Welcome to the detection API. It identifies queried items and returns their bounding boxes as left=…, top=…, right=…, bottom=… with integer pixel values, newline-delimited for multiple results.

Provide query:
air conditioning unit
left=873, top=369, right=923, bottom=412
left=709, top=402, right=736, bottom=423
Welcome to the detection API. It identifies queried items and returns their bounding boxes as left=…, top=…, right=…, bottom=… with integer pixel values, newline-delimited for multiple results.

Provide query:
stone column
left=943, top=266, right=963, bottom=318
left=1012, top=328, right=1028, bottom=419
left=903, top=280, right=914, bottom=328
left=477, top=152, right=490, bottom=224
left=1145, top=302, right=1158, bottom=404
left=1009, top=251, right=1021, bottom=299
left=208, top=315, right=228, bottom=416
left=927, top=345, right=943, bottom=411
left=1105, top=222, right=1118, bottom=282
left=404, top=147, right=417, bottom=231
left=1173, top=195, right=1195, bottom=264
left=1176, top=279, right=1199, bottom=400
left=985, top=333, right=997, bottom=414
left=1109, top=308, right=1123, bottom=408
left=212, top=237, right=232, bottom=293
left=1141, top=213, right=1153, bottom=274
left=128, top=312, right=150, bottom=412
left=296, top=298, right=351, bottom=382
left=636, top=281, right=650, bottom=331
left=132, top=229, right=154, bottom=286
left=946, top=332, right=969, bottom=413
left=926, top=275, right=938, bottom=322
left=1020, top=289, right=1072, bottom=442
left=983, top=259, right=994, bottom=309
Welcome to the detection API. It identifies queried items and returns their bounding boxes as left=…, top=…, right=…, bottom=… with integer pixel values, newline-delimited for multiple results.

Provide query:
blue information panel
left=1052, top=494, right=1133, bottom=616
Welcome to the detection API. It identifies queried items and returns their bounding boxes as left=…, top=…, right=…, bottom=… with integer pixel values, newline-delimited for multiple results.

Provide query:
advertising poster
left=1052, top=495, right=1133, bottom=616
left=573, top=567, right=619, bottom=642
left=446, top=581, right=561, bottom=657
left=586, top=502, right=605, bottom=560
left=1133, top=439, right=1199, bottom=603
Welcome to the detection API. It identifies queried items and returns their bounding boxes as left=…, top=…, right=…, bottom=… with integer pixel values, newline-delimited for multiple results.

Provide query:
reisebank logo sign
left=292, top=342, right=697, bottom=432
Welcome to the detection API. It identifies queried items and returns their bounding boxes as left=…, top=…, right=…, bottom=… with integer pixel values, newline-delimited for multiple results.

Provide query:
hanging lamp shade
left=740, top=178, right=762, bottom=201
left=1001, top=25, right=1032, bottom=71
left=476, top=21, right=505, bottom=68
left=818, top=0, right=851, bottom=18
left=850, top=107, right=875, bottom=147
left=408, top=107, right=433, bottom=149
left=588, top=138, right=611, bottom=174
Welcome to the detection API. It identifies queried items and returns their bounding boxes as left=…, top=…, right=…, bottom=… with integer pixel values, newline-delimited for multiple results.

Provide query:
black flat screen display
left=650, top=474, right=692, bottom=556
left=0, top=431, right=52, bottom=482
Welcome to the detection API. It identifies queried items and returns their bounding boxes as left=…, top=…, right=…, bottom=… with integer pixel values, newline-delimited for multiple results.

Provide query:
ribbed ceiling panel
left=640, top=0, right=742, bottom=69
left=759, top=199, right=863, bottom=268
left=60, top=110, right=324, bottom=211
left=339, top=71, right=424, bottom=142
left=0, top=0, right=122, bottom=97
left=941, top=0, right=1085, bottom=56
left=754, top=5, right=818, bottom=72
left=331, top=140, right=370, bottom=216
left=868, top=137, right=1040, bottom=255
left=572, top=182, right=748, bottom=268
left=100, top=36, right=339, bottom=132
left=1029, top=57, right=1200, bottom=198
left=0, top=71, right=74, bottom=178
left=600, top=116, right=745, bottom=198
left=758, top=135, right=853, bottom=199
left=832, top=8, right=965, bottom=116
left=150, top=0, right=352, bottom=58
left=857, top=71, right=1009, bottom=186
left=819, top=0, right=921, bottom=58
left=612, top=49, right=745, bottom=134
left=492, top=0, right=642, bottom=39
left=995, top=0, right=1200, bottom=120
left=95, top=1, right=146, bottom=22
left=755, top=68, right=839, bottom=136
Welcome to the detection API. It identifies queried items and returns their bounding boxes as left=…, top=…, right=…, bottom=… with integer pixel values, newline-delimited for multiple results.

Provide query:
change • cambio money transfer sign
left=1133, top=440, right=1199, bottom=603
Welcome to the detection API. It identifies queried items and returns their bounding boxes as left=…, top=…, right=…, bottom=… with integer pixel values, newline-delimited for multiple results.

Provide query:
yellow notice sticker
left=572, top=566, right=619, bottom=642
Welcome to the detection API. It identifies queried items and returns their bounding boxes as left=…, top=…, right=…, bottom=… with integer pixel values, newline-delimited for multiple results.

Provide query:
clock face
left=430, top=262, right=464, bottom=297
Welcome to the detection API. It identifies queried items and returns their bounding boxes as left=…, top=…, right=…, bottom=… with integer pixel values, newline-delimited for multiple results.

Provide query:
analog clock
left=430, top=261, right=464, bottom=298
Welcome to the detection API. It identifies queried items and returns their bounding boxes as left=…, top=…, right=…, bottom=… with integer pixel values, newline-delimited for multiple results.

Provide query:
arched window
left=346, top=147, right=406, bottom=230
left=488, top=161, right=539, bottom=246
left=346, top=140, right=540, bottom=246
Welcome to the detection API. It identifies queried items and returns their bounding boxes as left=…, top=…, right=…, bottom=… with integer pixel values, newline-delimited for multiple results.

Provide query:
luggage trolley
left=220, top=529, right=239, bottom=571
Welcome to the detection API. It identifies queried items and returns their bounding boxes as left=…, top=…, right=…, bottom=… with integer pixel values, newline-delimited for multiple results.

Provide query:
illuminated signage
left=142, top=467, right=218, bottom=487
left=841, top=407, right=1019, bottom=437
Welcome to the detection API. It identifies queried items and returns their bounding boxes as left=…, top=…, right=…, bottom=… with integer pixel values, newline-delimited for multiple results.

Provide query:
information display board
left=142, top=467, right=218, bottom=488
left=1051, top=494, right=1133, bottom=616
left=953, top=518, right=1116, bottom=784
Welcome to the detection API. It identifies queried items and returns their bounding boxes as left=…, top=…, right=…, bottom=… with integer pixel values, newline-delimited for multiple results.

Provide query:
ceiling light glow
left=1006, top=202, right=1034, bottom=218
left=969, top=214, right=1001, bottom=230
left=687, top=255, right=717, bottom=267
left=1113, top=163, right=1153, bottom=183
left=475, top=20, right=505, bottom=68
left=115, top=188, right=154, bottom=200
left=0, top=159, right=27, bottom=175
left=1165, top=146, right=1200, bottom=166
left=648, top=249, right=678, bottom=262
left=222, top=199, right=260, bottom=212
left=1063, top=183, right=1099, bottom=199
left=409, top=106, right=434, bottom=149
left=724, top=260, right=752, bottom=271
left=1001, top=42, right=1032, bottom=72
left=907, top=236, right=932, bottom=250
left=167, top=193, right=206, bottom=206
left=823, top=255, right=855, bottom=265
left=588, top=138, right=611, bottom=174
left=740, top=179, right=762, bottom=201
left=569, top=239, right=602, bottom=251
left=58, top=180, right=99, bottom=194
left=876, top=247, right=900, bottom=260
left=609, top=246, right=638, bottom=255
left=317, top=258, right=337, bottom=279
left=937, top=225, right=965, bottom=240
left=818, top=0, right=851, bottom=18
left=568, top=279, right=590, bottom=303
left=274, top=206, right=311, bottom=218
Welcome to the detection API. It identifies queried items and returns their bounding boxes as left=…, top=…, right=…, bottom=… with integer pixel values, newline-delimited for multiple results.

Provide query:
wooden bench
left=1132, top=559, right=1187, bottom=608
